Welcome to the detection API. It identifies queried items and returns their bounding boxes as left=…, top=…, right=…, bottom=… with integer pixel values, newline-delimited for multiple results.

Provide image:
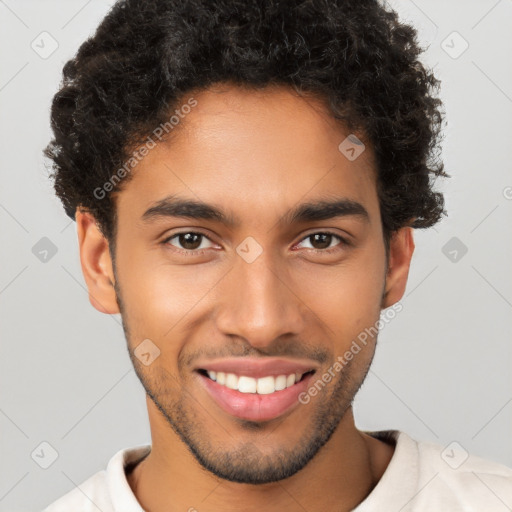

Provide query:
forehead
left=116, top=83, right=379, bottom=225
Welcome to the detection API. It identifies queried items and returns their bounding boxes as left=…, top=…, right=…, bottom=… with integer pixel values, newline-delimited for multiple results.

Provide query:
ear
left=76, top=209, right=120, bottom=315
left=381, top=227, right=415, bottom=308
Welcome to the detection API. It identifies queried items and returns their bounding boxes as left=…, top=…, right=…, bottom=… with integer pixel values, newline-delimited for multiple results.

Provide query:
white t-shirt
left=43, top=430, right=512, bottom=511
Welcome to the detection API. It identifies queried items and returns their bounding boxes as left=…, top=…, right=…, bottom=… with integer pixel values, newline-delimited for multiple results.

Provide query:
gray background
left=1, top=0, right=511, bottom=510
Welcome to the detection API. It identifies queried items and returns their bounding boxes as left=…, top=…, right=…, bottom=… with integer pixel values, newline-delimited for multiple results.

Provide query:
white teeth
left=256, top=376, right=276, bottom=395
left=238, top=375, right=257, bottom=393
left=225, top=373, right=239, bottom=390
left=274, top=375, right=287, bottom=391
left=206, top=371, right=308, bottom=394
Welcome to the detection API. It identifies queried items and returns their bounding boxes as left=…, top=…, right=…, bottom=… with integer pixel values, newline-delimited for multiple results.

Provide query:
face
left=78, top=83, right=413, bottom=485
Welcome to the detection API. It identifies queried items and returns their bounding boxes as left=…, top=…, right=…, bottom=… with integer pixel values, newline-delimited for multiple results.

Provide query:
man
left=42, top=0, right=512, bottom=510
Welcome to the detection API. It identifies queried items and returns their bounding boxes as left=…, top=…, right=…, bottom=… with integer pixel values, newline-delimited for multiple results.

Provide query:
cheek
left=114, top=245, right=222, bottom=357
left=292, top=248, right=386, bottom=341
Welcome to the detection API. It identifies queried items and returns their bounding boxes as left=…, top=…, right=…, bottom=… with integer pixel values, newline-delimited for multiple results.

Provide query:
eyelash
left=160, top=230, right=350, bottom=256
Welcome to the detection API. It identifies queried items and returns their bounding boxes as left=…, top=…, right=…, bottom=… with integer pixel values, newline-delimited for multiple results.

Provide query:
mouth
left=197, top=368, right=316, bottom=394
left=195, top=367, right=317, bottom=422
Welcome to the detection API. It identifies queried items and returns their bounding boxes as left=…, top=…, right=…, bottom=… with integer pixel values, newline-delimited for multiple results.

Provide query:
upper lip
left=195, top=357, right=319, bottom=379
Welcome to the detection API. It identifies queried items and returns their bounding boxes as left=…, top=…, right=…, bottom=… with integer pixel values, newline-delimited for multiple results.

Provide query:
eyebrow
left=141, top=195, right=370, bottom=228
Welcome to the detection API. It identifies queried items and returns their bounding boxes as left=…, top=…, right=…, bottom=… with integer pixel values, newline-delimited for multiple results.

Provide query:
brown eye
left=295, top=232, right=346, bottom=252
left=310, top=233, right=334, bottom=249
left=163, top=232, right=214, bottom=252
left=177, top=233, right=202, bottom=250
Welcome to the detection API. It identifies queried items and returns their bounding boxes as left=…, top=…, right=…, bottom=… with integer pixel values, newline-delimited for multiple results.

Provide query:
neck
left=128, top=400, right=394, bottom=512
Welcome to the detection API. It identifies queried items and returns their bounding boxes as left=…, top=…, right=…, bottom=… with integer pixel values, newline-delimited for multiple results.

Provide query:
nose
left=214, top=247, right=307, bottom=350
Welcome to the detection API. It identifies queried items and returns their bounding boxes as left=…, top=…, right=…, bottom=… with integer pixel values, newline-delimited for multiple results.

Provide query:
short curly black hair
left=44, top=0, right=447, bottom=249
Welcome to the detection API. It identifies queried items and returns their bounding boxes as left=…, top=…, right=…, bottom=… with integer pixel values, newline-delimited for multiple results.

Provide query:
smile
left=199, top=369, right=315, bottom=395
left=196, top=368, right=317, bottom=422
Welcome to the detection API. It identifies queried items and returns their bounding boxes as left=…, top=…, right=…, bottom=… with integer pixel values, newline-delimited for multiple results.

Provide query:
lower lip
left=197, top=371, right=315, bottom=422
